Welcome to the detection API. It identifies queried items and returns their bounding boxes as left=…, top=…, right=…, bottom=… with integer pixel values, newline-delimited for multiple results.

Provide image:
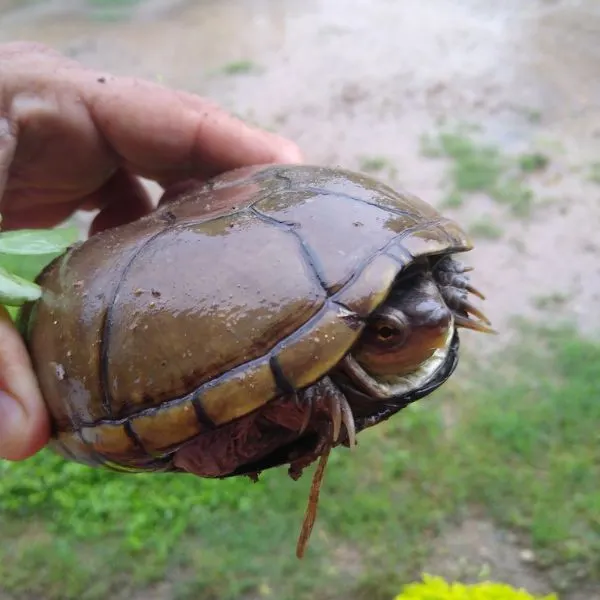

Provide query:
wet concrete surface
left=1, top=0, right=600, bottom=596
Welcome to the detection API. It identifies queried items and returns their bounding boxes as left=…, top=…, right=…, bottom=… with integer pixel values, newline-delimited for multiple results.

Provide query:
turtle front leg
left=301, top=376, right=356, bottom=448
left=286, top=376, right=357, bottom=481
left=434, top=256, right=495, bottom=334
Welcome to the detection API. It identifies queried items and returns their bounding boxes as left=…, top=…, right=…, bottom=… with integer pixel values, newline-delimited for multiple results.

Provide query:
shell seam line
left=269, top=355, right=298, bottom=395
left=99, top=224, right=183, bottom=417
left=249, top=205, right=331, bottom=295
left=123, top=420, right=147, bottom=453
left=303, top=185, right=420, bottom=219
left=190, top=390, right=217, bottom=428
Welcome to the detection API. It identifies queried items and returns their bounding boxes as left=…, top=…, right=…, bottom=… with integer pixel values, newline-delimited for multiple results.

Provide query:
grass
left=533, top=293, right=571, bottom=311
left=420, top=126, right=543, bottom=219
left=519, top=152, right=549, bottom=173
left=458, top=325, right=600, bottom=584
left=1, top=323, right=599, bottom=599
left=221, top=60, right=259, bottom=75
left=87, top=0, right=141, bottom=5
left=522, top=108, right=543, bottom=124
left=358, top=156, right=399, bottom=182
left=359, top=156, right=392, bottom=174
left=440, top=192, right=465, bottom=210
left=589, top=162, right=600, bottom=184
left=468, top=217, right=503, bottom=240
left=85, top=0, right=144, bottom=21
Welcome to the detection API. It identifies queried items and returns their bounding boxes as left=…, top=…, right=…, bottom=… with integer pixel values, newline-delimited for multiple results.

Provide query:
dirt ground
left=1, top=0, right=599, bottom=598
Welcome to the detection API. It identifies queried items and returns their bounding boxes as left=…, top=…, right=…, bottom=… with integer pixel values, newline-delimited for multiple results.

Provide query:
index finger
left=78, top=71, right=304, bottom=185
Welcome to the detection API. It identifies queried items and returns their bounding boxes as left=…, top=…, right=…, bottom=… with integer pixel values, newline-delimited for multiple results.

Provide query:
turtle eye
left=376, top=325, right=395, bottom=340
left=360, top=307, right=410, bottom=351
left=371, top=319, right=408, bottom=347
left=352, top=300, right=449, bottom=378
left=351, top=312, right=412, bottom=377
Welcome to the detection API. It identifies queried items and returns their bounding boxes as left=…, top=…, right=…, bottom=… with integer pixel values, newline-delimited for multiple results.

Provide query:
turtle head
left=333, top=256, right=494, bottom=428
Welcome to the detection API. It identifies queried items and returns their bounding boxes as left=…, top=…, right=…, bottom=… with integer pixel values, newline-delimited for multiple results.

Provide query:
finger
left=4, top=171, right=155, bottom=233
left=81, top=75, right=303, bottom=183
left=0, top=198, right=82, bottom=231
left=0, top=116, right=17, bottom=203
left=86, top=169, right=156, bottom=236
left=0, top=306, right=49, bottom=460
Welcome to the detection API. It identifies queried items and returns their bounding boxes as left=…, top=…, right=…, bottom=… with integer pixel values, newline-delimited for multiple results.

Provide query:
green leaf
left=0, top=227, right=79, bottom=255
left=0, top=265, right=42, bottom=306
left=0, top=253, right=59, bottom=283
left=0, top=227, right=78, bottom=282
left=3, top=305, right=19, bottom=321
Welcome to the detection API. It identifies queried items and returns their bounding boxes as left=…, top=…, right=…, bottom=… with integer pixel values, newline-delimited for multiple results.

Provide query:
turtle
left=19, top=164, right=494, bottom=557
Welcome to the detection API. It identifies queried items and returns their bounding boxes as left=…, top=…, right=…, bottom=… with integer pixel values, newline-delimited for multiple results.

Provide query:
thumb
left=0, top=306, right=49, bottom=460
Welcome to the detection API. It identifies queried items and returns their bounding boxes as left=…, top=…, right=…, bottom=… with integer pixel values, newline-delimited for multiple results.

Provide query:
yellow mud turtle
left=19, top=164, right=493, bottom=556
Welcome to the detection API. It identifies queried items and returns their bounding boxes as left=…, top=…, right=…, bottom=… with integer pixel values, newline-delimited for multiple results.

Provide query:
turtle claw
left=322, top=378, right=357, bottom=448
left=298, top=395, right=313, bottom=436
left=462, top=299, right=492, bottom=325
left=455, top=314, right=497, bottom=335
left=330, top=394, right=342, bottom=442
left=467, top=284, right=485, bottom=301
left=339, top=394, right=356, bottom=449
left=301, top=377, right=357, bottom=447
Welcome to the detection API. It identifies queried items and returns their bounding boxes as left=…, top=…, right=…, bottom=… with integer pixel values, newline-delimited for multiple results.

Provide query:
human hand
left=0, top=41, right=303, bottom=461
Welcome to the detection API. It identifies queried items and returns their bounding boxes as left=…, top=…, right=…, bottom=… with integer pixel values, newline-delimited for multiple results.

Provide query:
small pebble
left=519, top=549, right=535, bottom=563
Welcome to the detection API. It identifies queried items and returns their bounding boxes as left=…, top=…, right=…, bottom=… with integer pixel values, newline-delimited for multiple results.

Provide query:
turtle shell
left=22, top=164, right=472, bottom=473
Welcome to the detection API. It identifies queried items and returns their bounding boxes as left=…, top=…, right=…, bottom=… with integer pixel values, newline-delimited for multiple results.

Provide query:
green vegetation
left=518, top=152, right=549, bottom=173
left=468, top=217, right=503, bottom=240
left=357, top=156, right=399, bottom=182
left=87, top=0, right=141, bottom=5
left=85, top=0, right=143, bottom=21
left=359, top=156, right=391, bottom=174
left=533, top=292, right=571, bottom=311
left=221, top=60, right=259, bottom=75
left=440, top=191, right=465, bottom=210
left=420, top=126, right=544, bottom=219
left=458, top=325, right=600, bottom=575
left=589, top=162, right=600, bottom=184
left=1, top=322, right=598, bottom=599
left=522, top=109, right=543, bottom=124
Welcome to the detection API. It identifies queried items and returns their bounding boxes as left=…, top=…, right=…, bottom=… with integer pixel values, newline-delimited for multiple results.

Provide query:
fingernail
left=0, top=390, right=26, bottom=455
left=276, top=139, right=304, bottom=164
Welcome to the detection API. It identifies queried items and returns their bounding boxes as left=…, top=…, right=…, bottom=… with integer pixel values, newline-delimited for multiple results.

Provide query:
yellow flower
left=394, top=574, right=558, bottom=600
